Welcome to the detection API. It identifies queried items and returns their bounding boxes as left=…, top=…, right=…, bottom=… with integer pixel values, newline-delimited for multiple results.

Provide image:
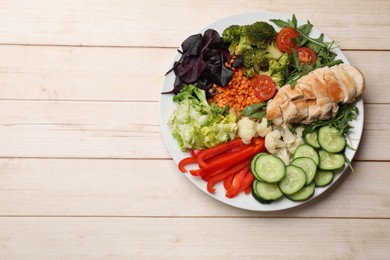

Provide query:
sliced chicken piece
left=292, top=99, right=309, bottom=123
left=266, top=64, right=364, bottom=126
left=340, top=64, right=365, bottom=98
left=280, top=99, right=298, bottom=124
left=312, top=67, right=345, bottom=103
left=294, top=81, right=316, bottom=100
left=266, top=90, right=289, bottom=125
left=330, top=65, right=357, bottom=103
left=280, top=84, right=304, bottom=100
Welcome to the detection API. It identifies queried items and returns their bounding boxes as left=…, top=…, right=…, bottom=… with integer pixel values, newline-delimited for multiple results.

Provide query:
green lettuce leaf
left=168, top=84, right=237, bottom=151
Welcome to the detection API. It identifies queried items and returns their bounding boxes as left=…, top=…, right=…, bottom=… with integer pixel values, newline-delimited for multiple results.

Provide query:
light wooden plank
left=0, top=0, right=388, bottom=49
left=344, top=50, right=390, bottom=104
left=0, top=159, right=388, bottom=218
left=0, top=101, right=386, bottom=159
left=0, top=45, right=387, bottom=103
left=0, top=217, right=388, bottom=259
left=0, top=101, right=168, bottom=159
left=0, top=45, right=172, bottom=102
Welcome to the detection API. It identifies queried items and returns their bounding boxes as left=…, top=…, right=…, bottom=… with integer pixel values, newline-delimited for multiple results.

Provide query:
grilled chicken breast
left=266, top=64, right=365, bottom=126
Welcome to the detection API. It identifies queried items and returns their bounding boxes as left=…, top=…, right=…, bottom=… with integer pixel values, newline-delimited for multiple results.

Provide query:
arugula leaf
left=271, top=14, right=343, bottom=86
left=238, top=102, right=267, bottom=121
left=270, top=18, right=293, bottom=28
left=302, top=103, right=360, bottom=136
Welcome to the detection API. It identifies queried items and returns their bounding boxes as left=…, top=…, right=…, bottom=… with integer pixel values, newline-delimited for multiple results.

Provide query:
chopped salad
left=163, top=14, right=363, bottom=205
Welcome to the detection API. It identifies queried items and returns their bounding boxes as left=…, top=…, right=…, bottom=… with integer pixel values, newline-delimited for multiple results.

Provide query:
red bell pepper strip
left=206, top=159, right=250, bottom=193
left=200, top=167, right=225, bottom=180
left=223, top=172, right=235, bottom=191
left=225, top=166, right=249, bottom=198
left=201, top=143, right=252, bottom=168
left=191, top=137, right=265, bottom=177
left=197, top=138, right=244, bottom=168
left=178, top=156, right=198, bottom=173
left=190, top=146, right=255, bottom=177
left=240, top=169, right=255, bottom=194
left=190, top=149, right=203, bottom=157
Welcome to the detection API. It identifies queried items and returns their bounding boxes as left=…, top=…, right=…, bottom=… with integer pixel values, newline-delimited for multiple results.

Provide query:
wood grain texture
left=0, top=0, right=389, bottom=49
left=0, top=159, right=388, bottom=218
left=0, top=101, right=386, bottom=160
left=0, top=217, right=389, bottom=259
left=0, top=46, right=388, bottom=103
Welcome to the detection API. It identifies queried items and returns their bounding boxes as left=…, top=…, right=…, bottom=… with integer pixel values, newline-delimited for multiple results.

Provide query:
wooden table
left=0, top=1, right=389, bottom=259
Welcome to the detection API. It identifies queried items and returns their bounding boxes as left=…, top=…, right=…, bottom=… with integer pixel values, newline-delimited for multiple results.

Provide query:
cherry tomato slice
left=253, top=75, right=277, bottom=102
left=296, top=47, right=317, bottom=66
left=275, top=27, right=300, bottom=54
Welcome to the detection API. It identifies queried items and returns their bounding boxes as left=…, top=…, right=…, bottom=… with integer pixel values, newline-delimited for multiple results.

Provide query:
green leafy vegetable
left=270, top=14, right=343, bottom=86
left=238, top=102, right=267, bottom=121
left=302, top=103, right=360, bottom=137
left=169, top=84, right=237, bottom=151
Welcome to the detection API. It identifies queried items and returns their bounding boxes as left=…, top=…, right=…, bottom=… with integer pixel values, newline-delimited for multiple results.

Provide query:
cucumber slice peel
left=279, top=165, right=306, bottom=195
left=314, top=170, right=334, bottom=187
left=252, top=179, right=283, bottom=204
left=318, top=125, right=346, bottom=153
left=319, top=150, right=345, bottom=170
left=253, top=154, right=285, bottom=183
left=287, top=182, right=315, bottom=201
left=291, top=157, right=317, bottom=185
left=293, top=144, right=320, bottom=165
left=304, top=131, right=320, bottom=149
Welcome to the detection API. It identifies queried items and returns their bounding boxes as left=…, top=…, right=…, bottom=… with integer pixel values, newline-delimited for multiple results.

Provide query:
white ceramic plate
left=159, top=12, right=364, bottom=211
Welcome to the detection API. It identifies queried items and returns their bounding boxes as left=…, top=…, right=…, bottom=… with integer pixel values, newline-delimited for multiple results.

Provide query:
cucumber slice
left=318, top=150, right=345, bottom=170
left=252, top=154, right=285, bottom=183
left=287, top=182, right=315, bottom=201
left=278, top=165, right=306, bottom=195
left=304, top=131, right=320, bottom=149
left=318, top=125, right=346, bottom=153
left=314, top=170, right=334, bottom=187
left=291, top=157, right=317, bottom=185
left=252, top=179, right=283, bottom=204
left=250, top=152, right=267, bottom=180
left=293, top=144, right=320, bottom=165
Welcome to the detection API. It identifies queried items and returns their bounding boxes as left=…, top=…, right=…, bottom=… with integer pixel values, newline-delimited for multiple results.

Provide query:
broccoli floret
left=243, top=21, right=277, bottom=49
left=235, top=35, right=252, bottom=56
left=221, top=25, right=242, bottom=54
left=269, top=71, right=286, bottom=87
left=262, top=53, right=290, bottom=87
left=268, top=53, right=290, bottom=72
left=244, top=67, right=256, bottom=78
left=243, top=49, right=270, bottom=78
left=266, top=42, right=284, bottom=60
left=222, top=21, right=277, bottom=56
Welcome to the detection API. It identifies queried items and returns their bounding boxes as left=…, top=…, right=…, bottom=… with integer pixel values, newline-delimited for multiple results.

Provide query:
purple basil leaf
left=181, top=33, right=204, bottom=57
left=203, top=29, right=221, bottom=48
left=232, top=55, right=244, bottom=68
left=218, top=62, right=234, bottom=86
left=174, top=55, right=207, bottom=83
left=202, top=49, right=233, bottom=87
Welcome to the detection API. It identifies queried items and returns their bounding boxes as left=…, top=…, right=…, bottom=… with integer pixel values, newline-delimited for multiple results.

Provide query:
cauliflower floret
left=237, top=117, right=257, bottom=144
left=294, top=126, right=304, bottom=138
left=274, top=148, right=291, bottom=165
left=281, top=125, right=296, bottom=145
left=265, top=129, right=286, bottom=154
left=287, top=126, right=304, bottom=154
left=255, top=117, right=272, bottom=137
